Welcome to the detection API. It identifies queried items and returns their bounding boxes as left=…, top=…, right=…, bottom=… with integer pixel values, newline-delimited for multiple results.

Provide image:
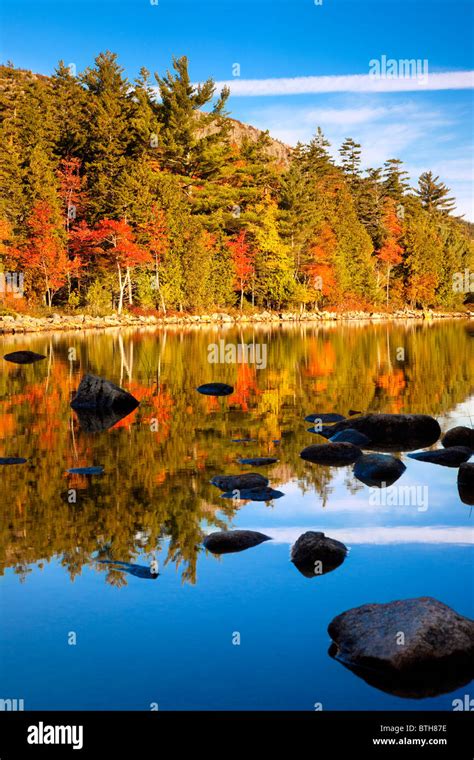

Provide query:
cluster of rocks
left=0, top=308, right=472, bottom=334
left=302, top=412, right=473, bottom=501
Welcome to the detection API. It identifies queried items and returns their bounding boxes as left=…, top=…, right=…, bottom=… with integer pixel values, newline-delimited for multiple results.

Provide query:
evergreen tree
left=383, top=158, right=410, bottom=202
left=415, top=171, right=456, bottom=215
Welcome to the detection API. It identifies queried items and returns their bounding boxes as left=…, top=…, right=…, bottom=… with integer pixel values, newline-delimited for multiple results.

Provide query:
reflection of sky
left=215, top=395, right=474, bottom=543
left=1, top=542, right=472, bottom=711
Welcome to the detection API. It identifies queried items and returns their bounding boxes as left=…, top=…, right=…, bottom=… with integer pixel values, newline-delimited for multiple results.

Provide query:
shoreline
left=0, top=309, right=472, bottom=335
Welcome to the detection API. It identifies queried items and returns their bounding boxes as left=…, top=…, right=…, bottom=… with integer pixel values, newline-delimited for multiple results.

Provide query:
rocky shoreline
left=0, top=308, right=472, bottom=334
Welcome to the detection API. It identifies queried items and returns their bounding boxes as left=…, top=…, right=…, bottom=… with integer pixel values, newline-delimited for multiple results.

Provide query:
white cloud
left=212, top=71, right=474, bottom=97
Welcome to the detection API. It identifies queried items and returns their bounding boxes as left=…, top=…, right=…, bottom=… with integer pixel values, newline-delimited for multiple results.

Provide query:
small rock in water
left=220, top=487, right=284, bottom=502
left=457, top=462, right=474, bottom=505
left=3, top=350, right=46, bottom=364
left=328, top=597, right=474, bottom=698
left=0, top=457, right=27, bottom=465
left=67, top=466, right=104, bottom=475
left=408, top=446, right=472, bottom=467
left=330, top=429, right=371, bottom=446
left=203, top=530, right=272, bottom=554
left=348, top=409, right=362, bottom=416
left=353, top=453, right=406, bottom=487
left=291, top=531, right=347, bottom=578
left=305, top=413, right=345, bottom=424
left=71, top=374, right=139, bottom=411
left=211, top=473, right=269, bottom=491
left=442, top=426, right=474, bottom=451
left=231, top=438, right=257, bottom=443
left=237, top=457, right=278, bottom=466
left=196, top=383, right=233, bottom=396
left=300, top=443, right=362, bottom=466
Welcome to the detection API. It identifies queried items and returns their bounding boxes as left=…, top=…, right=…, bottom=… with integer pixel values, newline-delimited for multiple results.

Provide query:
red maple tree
left=227, top=230, right=255, bottom=309
left=12, top=201, right=72, bottom=306
left=92, top=219, right=151, bottom=313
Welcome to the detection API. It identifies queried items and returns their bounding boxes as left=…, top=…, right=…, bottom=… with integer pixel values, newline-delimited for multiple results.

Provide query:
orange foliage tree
left=227, top=230, right=255, bottom=309
left=304, top=223, right=338, bottom=306
left=12, top=201, right=73, bottom=306
left=140, top=205, right=169, bottom=313
left=378, top=200, right=404, bottom=306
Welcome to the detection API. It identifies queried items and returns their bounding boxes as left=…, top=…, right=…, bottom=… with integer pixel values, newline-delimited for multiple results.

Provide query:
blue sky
left=1, top=0, right=473, bottom=217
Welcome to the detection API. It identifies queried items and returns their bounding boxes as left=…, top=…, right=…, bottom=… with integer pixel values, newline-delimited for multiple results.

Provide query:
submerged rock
left=458, top=462, right=474, bottom=505
left=353, top=453, right=406, bottom=487
left=211, top=473, right=269, bottom=491
left=305, top=412, right=345, bottom=424
left=220, top=487, right=284, bottom=501
left=67, top=466, right=104, bottom=475
left=0, top=457, right=27, bottom=465
left=71, top=374, right=139, bottom=412
left=237, top=457, right=278, bottom=466
left=203, top=530, right=272, bottom=554
left=196, top=382, right=233, bottom=396
left=330, top=429, right=371, bottom=446
left=328, top=597, right=474, bottom=698
left=442, top=426, right=474, bottom=451
left=321, top=413, right=441, bottom=452
left=231, top=438, right=257, bottom=443
left=300, top=442, right=362, bottom=466
left=291, top=531, right=347, bottom=578
left=408, top=446, right=471, bottom=467
left=3, top=350, right=46, bottom=364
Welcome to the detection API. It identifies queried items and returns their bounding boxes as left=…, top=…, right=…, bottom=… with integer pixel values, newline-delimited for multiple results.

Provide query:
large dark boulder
left=458, top=462, right=474, bottom=505
left=408, top=446, right=471, bottom=467
left=353, top=453, right=406, bottom=487
left=328, top=597, right=474, bottom=698
left=4, top=350, right=46, bottom=364
left=196, top=383, right=233, bottom=396
left=211, top=473, right=269, bottom=491
left=70, top=374, right=139, bottom=412
left=203, top=530, right=272, bottom=554
left=321, top=414, right=441, bottom=452
left=442, top=426, right=474, bottom=451
left=291, top=531, right=347, bottom=578
left=300, top=442, right=362, bottom=466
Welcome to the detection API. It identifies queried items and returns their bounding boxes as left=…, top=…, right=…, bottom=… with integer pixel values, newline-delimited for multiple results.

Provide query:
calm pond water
left=0, top=320, right=473, bottom=710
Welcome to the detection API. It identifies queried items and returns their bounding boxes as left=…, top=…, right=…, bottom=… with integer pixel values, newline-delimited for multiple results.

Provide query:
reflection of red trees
left=229, top=363, right=259, bottom=411
left=376, top=369, right=406, bottom=412
left=305, top=341, right=336, bottom=378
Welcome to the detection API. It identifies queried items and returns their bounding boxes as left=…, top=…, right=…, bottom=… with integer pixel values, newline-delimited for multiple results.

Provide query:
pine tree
left=339, top=138, right=362, bottom=188
left=415, top=171, right=456, bottom=215
left=383, top=158, right=410, bottom=202
left=81, top=52, right=133, bottom=221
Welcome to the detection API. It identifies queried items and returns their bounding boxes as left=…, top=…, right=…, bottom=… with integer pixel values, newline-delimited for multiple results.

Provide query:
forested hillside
left=0, top=53, right=472, bottom=314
